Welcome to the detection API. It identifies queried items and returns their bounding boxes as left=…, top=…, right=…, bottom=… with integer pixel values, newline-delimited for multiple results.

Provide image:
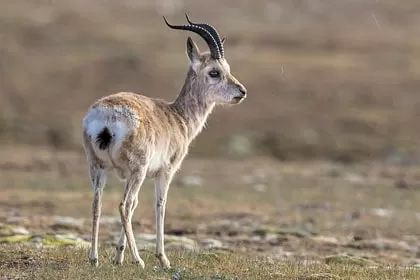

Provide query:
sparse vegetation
left=2, top=148, right=420, bottom=279
left=2, top=245, right=420, bottom=280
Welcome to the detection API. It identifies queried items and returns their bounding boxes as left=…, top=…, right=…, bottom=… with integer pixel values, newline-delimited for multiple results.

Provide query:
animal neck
left=171, top=69, right=215, bottom=141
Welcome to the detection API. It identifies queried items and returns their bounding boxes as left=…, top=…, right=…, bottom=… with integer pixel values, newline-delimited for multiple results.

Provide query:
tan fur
left=82, top=37, right=246, bottom=268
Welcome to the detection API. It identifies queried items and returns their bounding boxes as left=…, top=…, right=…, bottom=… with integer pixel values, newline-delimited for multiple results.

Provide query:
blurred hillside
left=0, top=0, right=419, bottom=162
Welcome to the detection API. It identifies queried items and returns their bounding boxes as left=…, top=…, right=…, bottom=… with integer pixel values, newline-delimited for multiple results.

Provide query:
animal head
left=164, top=14, right=247, bottom=105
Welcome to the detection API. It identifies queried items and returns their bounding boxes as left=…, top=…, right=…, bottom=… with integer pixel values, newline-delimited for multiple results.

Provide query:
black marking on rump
left=96, top=127, right=112, bottom=150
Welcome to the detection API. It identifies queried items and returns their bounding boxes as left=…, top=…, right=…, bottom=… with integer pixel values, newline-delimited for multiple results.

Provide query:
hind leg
left=83, top=132, right=107, bottom=266
left=118, top=167, right=147, bottom=267
left=88, top=163, right=107, bottom=266
left=114, top=195, right=138, bottom=265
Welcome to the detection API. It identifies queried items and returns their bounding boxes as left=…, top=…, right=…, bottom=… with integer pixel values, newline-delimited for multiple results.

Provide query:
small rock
left=0, top=223, right=30, bottom=237
left=344, top=173, right=365, bottom=184
left=343, top=173, right=365, bottom=184
left=251, top=235, right=262, bottom=242
left=200, top=238, right=224, bottom=249
left=166, top=242, right=197, bottom=252
left=265, top=233, right=280, bottom=244
left=135, top=233, right=156, bottom=242
left=253, top=225, right=314, bottom=238
left=12, top=226, right=30, bottom=235
left=29, top=235, right=44, bottom=245
left=325, top=253, right=377, bottom=267
left=100, top=216, right=120, bottom=225
left=310, top=235, right=339, bottom=245
left=370, top=208, right=394, bottom=218
left=347, top=238, right=414, bottom=252
left=6, top=216, right=31, bottom=226
left=134, top=233, right=197, bottom=251
left=51, top=216, right=84, bottom=231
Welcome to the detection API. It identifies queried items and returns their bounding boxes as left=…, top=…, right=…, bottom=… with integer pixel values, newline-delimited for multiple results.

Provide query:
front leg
left=154, top=170, right=175, bottom=268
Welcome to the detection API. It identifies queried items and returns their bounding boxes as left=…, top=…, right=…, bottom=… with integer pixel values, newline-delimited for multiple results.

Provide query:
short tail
left=95, top=127, right=112, bottom=150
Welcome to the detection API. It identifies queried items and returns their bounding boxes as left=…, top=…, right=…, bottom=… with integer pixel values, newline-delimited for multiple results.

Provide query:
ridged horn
left=163, top=15, right=222, bottom=59
left=184, top=13, right=225, bottom=58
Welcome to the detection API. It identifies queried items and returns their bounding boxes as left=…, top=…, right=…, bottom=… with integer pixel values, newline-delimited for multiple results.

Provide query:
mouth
left=231, top=96, right=245, bottom=104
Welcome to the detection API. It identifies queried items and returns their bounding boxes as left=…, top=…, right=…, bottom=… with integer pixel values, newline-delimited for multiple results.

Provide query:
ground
left=1, top=147, right=420, bottom=279
left=2, top=247, right=420, bottom=280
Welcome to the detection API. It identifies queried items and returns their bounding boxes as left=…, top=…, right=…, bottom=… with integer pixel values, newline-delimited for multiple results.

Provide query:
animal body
left=82, top=14, right=247, bottom=268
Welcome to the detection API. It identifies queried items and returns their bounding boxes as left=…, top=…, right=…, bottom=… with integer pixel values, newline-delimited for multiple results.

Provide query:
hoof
left=157, top=255, right=170, bottom=269
left=89, top=258, right=99, bottom=267
left=132, top=259, right=145, bottom=269
left=162, top=263, right=171, bottom=269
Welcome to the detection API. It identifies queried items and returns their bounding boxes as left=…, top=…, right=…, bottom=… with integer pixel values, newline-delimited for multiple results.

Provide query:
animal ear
left=186, top=37, right=201, bottom=72
left=221, top=37, right=226, bottom=45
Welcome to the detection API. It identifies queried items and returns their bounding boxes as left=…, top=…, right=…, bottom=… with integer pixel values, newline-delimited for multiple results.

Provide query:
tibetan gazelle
left=82, top=14, right=247, bottom=268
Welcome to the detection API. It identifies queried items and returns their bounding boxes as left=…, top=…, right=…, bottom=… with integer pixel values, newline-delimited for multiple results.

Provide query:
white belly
left=148, top=147, right=168, bottom=173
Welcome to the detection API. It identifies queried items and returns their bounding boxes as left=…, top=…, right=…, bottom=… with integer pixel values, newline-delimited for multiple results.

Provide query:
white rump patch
left=83, top=106, right=139, bottom=164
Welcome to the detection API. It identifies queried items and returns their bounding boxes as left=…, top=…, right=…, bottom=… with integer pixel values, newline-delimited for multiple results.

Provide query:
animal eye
left=208, top=70, right=220, bottom=78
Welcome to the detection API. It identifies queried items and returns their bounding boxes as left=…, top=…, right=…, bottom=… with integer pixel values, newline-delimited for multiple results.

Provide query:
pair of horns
left=163, top=14, right=225, bottom=60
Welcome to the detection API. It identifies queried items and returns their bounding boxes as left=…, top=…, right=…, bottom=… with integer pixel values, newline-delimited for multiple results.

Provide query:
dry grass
left=2, top=147, right=420, bottom=270
left=1, top=245, right=420, bottom=280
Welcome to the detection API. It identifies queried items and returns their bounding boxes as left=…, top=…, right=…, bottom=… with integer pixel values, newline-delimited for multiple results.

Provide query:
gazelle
left=82, top=14, right=247, bottom=268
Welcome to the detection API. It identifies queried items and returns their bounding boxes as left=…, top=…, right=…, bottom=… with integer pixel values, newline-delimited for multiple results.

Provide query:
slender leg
left=88, top=164, right=106, bottom=267
left=154, top=171, right=175, bottom=268
left=119, top=169, right=146, bottom=267
left=114, top=196, right=138, bottom=264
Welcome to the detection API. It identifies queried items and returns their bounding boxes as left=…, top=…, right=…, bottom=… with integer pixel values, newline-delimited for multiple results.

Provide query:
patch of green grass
left=1, top=244, right=420, bottom=280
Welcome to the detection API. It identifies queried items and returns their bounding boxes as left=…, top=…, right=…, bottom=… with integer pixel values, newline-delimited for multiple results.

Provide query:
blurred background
left=1, top=0, right=419, bottom=162
left=1, top=0, right=420, bottom=267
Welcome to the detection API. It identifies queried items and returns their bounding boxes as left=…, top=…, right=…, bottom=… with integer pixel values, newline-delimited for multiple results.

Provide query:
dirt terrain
left=2, top=147, right=420, bottom=270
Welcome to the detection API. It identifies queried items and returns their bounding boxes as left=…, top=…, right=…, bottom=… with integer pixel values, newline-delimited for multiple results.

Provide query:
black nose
left=237, top=85, right=247, bottom=97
